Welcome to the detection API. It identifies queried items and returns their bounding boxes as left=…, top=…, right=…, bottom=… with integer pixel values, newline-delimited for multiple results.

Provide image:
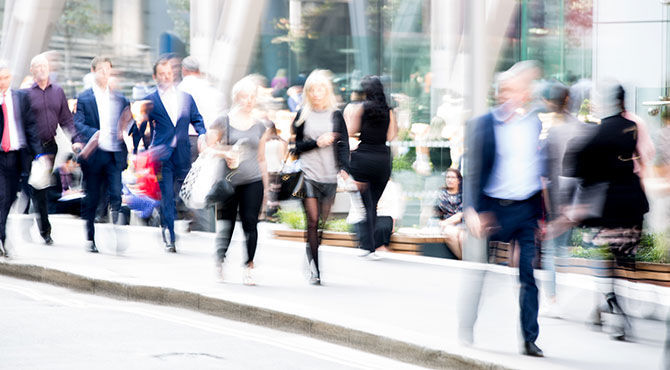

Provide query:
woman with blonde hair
left=207, top=76, right=270, bottom=285
left=291, top=70, right=350, bottom=285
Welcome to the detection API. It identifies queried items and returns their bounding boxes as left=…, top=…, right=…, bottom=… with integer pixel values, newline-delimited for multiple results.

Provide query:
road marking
left=0, top=281, right=421, bottom=370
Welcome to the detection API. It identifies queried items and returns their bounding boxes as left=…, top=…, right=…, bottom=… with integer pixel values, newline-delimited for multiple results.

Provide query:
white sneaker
left=215, top=263, right=225, bottom=282
left=243, top=267, right=255, bottom=286
left=540, top=297, right=562, bottom=319
left=359, top=251, right=382, bottom=261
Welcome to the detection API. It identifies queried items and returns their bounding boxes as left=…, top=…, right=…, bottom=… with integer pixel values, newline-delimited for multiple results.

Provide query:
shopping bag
left=179, top=152, right=228, bottom=209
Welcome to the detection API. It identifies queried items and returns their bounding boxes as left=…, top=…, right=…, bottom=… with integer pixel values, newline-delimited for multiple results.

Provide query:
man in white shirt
left=0, top=61, right=42, bottom=257
left=74, top=57, right=131, bottom=253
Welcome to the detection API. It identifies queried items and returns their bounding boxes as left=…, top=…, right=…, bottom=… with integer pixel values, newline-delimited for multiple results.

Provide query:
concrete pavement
left=1, top=214, right=668, bottom=369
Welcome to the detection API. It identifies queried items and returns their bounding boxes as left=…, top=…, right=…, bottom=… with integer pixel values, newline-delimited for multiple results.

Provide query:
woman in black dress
left=346, top=76, right=398, bottom=257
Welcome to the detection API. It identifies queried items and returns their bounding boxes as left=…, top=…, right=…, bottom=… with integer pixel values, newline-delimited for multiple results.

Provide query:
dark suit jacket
left=73, top=88, right=130, bottom=170
left=0, top=89, right=42, bottom=156
left=1, top=90, right=42, bottom=176
left=463, top=111, right=496, bottom=213
left=144, top=89, right=205, bottom=171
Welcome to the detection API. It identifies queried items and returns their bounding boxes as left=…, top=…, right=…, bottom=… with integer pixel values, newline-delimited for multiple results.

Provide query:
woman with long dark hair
left=434, top=168, right=464, bottom=259
left=291, top=70, right=350, bottom=285
left=346, top=76, right=398, bottom=258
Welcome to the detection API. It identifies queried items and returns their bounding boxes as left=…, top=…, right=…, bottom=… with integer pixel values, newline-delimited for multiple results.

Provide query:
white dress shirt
left=483, top=105, right=543, bottom=201
left=2, top=90, right=26, bottom=151
left=158, top=85, right=181, bottom=127
left=92, top=83, right=119, bottom=152
left=178, top=75, right=225, bottom=134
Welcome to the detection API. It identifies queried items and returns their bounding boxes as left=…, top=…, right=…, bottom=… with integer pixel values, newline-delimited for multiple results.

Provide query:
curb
left=0, top=260, right=508, bottom=370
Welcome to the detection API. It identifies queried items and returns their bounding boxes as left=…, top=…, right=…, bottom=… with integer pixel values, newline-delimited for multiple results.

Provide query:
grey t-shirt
left=300, top=110, right=338, bottom=183
left=211, top=115, right=266, bottom=186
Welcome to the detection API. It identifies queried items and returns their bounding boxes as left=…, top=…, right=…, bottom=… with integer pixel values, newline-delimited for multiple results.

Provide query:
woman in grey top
left=207, top=76, right=269, bottom=285
left=291, top=70, right=349, bottom=285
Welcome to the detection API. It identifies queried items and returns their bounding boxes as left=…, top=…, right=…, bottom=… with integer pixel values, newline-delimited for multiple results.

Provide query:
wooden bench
left=272, top=229, right=456, bottom=258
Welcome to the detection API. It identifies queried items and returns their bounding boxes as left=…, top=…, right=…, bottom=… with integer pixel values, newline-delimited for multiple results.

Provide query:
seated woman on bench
left=434, top=168, right=464, bottom=259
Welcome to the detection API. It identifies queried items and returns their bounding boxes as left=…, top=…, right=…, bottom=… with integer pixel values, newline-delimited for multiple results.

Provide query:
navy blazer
left=144, top=89, right=205, bottom=170
left=73, top=88, right=130, bottom=170
left=0, top=89, right=42, bottom=157
left=463, top=112, right=496, bottom=213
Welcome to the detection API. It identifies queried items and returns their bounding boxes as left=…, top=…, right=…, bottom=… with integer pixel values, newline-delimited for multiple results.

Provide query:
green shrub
left=569, top=227, right=669, bottom=264
left=571, top=245, right=614, bottom=260
left=324, top=218, right=352, bottom=232
left=276, top=209, right=305, bottom=230
left=276, top=209, right=351, bottom=232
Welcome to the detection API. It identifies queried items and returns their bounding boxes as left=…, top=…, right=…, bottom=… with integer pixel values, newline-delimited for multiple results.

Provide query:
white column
left=0, top=0, right=66, bottom=87
left=189, top=0, right=224, bottom=75
left=208, top=0, right=267, bottom=108
left=112, top=0, right=143, bottom=56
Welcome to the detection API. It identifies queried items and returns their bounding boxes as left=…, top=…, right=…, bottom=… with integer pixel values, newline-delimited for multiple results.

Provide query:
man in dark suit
left=142, top=56, right=205, bottom=252
left=74, top=57, right=130, bottom=253
left=0, top=62, right=42, bottom=257
left=461, top=61, right=545, bottom=357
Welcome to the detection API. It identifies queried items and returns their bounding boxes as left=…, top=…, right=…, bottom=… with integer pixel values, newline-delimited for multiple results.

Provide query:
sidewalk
left=2, top=214, right=668, bottom=369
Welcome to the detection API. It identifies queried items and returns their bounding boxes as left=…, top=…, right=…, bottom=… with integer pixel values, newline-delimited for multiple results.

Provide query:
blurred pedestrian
left=264, top=123, right=287, bottom=221
left=73, top=57, right=131, bottom=253
left=178, top=56, right=225, bottom=232
left=26, top=53, right=84, bottom=245
left=208, top=76, right=269, bottom=285
left=291, top=70, right=350, bottom=285
left=461, top=61, right=545, bottom=357
left=345, top=76, right=398, bottom=259
left=565, top=80, right=649, bottom=341
left=0, top=61, right=42, bottom=257
left=539, top=82, right=592, bottom=316
left=141, top=56, right=206, bottom=253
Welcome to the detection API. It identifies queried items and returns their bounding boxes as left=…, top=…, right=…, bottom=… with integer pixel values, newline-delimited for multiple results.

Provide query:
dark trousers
left=158, top=161, right=188, bottom=244
left=487, top=193, right=541, bottom=343
left=82, top=151, right=122, bottom=241
left=354, top=215, right=394, bottom=250
left=216, top=180, right=264, bottom=265
left=357, top=178, right=389, bottom=252
left=32, top=140, right=58, bottom=239
left=0, top=151, right=21, bottom=244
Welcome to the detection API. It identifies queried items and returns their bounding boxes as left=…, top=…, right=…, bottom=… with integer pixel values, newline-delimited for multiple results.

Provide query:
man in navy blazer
left=0, top=62, right=42, bottom=257
left=143, top=56, right=205, bottom=252
left=461, top=61, right=545, bottom=357
left=74, top=57, right=130, bottom=253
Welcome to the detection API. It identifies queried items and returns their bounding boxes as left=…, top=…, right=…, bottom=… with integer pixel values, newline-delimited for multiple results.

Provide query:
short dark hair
left=153, top=55, right=172, bottom=76
left=91, top=56, right=112, bottom=71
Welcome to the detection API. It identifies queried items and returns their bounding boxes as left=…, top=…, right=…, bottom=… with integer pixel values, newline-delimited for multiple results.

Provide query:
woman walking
left=208, top=76, right=269, bottom=285
left=346, top=76, right=398, bottom=258
left=291, top=70, right=349, bottom=285
left=564, top=80, right=649, bottom=340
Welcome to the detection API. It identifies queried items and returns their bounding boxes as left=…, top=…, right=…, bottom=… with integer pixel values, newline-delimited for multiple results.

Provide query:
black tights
left=302, top=196, right=334, bottom=273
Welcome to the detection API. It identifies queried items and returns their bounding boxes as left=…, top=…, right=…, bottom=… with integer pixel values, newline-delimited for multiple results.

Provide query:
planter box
left=555, top=257, right=670, bottom=287
left=271, top=229, right=457, bottom=258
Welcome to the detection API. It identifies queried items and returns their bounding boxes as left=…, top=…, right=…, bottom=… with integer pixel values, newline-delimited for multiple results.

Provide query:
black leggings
left=302, top=195, right=335, bottom=274
left=216, top=180, right=264, bottom=265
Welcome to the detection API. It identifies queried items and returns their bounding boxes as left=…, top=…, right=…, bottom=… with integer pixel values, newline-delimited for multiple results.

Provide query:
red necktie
left=1, top=92, right=9, bottom=152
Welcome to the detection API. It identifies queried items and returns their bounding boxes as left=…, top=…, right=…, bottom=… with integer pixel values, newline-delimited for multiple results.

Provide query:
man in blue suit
left=143, top=56, right=206, bottom=252
left=74, top=57, right=130, bottom=253
left=461, top=61, right=545, bottom=357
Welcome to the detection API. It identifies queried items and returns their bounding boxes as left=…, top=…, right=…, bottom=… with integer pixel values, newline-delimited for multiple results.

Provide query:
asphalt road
left=0, top=275, right=428, bottom=370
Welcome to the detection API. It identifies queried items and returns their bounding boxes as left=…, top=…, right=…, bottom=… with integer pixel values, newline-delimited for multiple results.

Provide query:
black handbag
left=205, top=117, right=236, bottom=204
left=277, top=148, right=305, bottom=200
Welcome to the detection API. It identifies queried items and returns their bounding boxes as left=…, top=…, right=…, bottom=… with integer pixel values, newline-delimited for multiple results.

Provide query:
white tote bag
left=179, top=152, right=225, bottom=209
left=28, top=157, right=53, bottom=190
